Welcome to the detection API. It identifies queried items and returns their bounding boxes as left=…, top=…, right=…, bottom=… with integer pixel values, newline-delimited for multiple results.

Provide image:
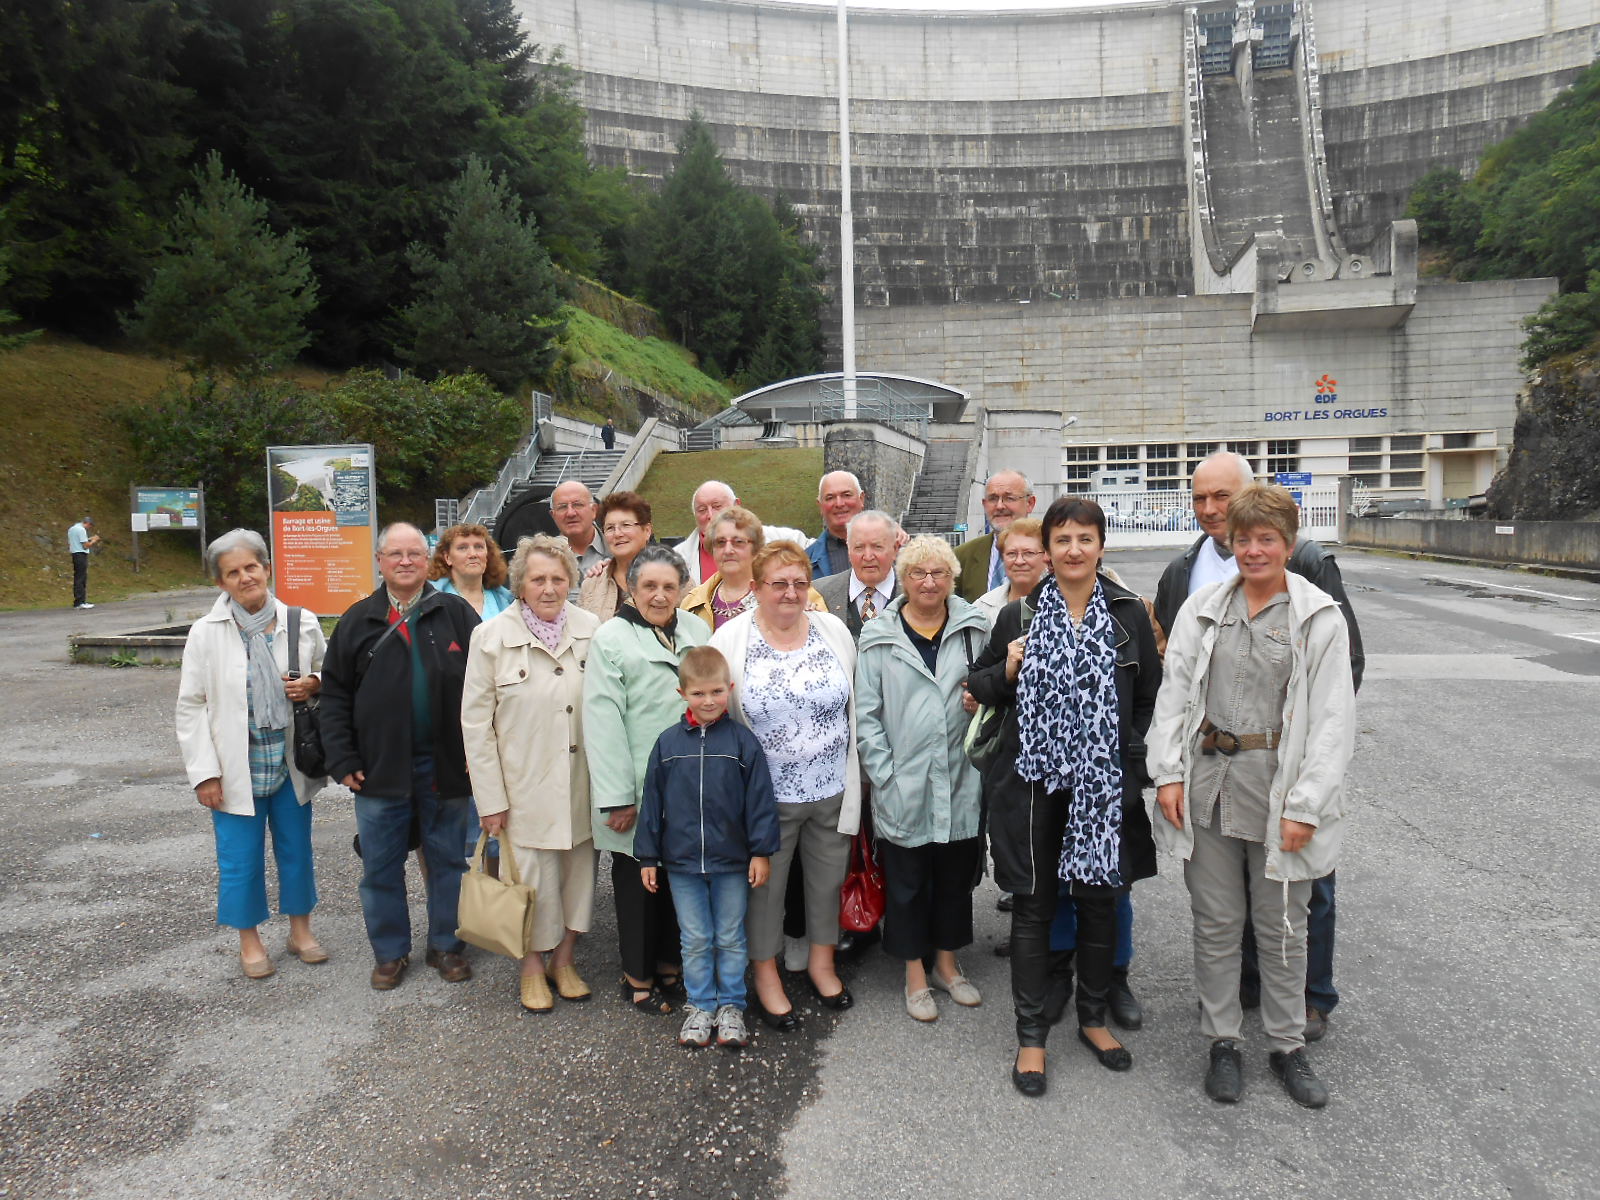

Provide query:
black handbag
left=286, top=606, right=327, bottom=778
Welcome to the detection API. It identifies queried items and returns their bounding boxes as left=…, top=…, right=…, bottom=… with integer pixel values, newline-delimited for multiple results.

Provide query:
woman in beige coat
left=462, top=534, right=601, bottom=1013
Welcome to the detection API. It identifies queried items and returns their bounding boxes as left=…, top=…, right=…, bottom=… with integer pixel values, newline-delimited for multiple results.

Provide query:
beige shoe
left=241, top=954, right=276, bottom=980
left=905, top=986, right=938, bottom=1022
left=519, top=970, right=554, bottom=1013
left=285, top=937, right=329, bottom=965
left=930, top=968, right=982, bottom=1007
left=548, top=965, right=591, bottom=1002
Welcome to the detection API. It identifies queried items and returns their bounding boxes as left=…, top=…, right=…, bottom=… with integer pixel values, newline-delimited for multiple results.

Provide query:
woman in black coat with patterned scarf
left=966, top=496, right=1161, bottom=1097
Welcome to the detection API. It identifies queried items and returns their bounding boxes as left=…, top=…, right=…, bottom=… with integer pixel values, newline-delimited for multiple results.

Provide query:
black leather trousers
left=1011, top=883, right=1119, bottom=1047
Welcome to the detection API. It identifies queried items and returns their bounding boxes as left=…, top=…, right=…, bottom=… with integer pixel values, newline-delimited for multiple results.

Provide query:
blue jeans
left=1049, top=883, right=1134, bottom=969
left=211, top=776, right=317, bottom=929
left=668, top=869, right=750, bottom=1012
left=353, top=754, right=469, bottom=964
left=1242, top=870, right=1338, bottom=1012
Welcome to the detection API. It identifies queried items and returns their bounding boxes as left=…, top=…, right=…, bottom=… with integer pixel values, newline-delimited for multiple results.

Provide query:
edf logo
left=1315, top=374, right=1337, bottom=404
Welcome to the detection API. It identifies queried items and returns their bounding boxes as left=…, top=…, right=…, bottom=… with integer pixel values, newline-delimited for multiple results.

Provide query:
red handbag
left=838, top=827, right=885, bottom=933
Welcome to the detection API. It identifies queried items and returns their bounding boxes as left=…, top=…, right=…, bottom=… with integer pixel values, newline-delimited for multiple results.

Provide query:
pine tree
left=125, top=152, right=317, bottom=377
left=400, top=155, right=565, bottom=390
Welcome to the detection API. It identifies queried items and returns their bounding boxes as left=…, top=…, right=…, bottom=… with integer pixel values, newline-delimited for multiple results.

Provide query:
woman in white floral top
left=710, top=541, right=862, bottom=1030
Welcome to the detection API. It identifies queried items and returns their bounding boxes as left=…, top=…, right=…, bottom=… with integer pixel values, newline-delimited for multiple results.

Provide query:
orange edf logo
left=1315, top=375, right=1338, bottom=393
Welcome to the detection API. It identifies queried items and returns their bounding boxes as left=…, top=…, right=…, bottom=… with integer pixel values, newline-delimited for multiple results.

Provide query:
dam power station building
left=517, top=0, right=1599, bottom=511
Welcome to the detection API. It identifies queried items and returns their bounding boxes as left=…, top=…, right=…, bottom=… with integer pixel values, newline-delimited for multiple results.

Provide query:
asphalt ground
left=1, top=548, right=1597, bottom=1199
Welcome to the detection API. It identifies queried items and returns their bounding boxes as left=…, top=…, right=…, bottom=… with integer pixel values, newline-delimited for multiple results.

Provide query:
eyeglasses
left=985, top=493, right=1030, bottom=506
left=552, top=501, right=591, bottom=514
left=602, top=521, right=643, bottom=536
left=379, top=550, right=427, bottom=562
left=1002, top=549, right=1044, bottom=562
left=906, top=568, right=952, bottom=583
left=762, top=579, right=808, bottom=593
left=712, top=536, right=753, bottom=550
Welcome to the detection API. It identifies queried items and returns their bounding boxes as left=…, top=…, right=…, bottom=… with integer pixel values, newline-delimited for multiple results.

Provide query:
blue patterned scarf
left=1015, top=579, right=1125, bottom=887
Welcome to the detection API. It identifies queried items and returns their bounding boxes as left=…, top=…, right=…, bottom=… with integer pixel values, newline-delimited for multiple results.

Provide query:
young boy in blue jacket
left=638, top=646, right=780, bottom=1049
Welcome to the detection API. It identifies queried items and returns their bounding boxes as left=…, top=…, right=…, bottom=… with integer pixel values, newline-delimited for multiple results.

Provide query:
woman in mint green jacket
left=855, top=536, right=991, bottom=1024
left=582, top=544, right=711, bottom=1014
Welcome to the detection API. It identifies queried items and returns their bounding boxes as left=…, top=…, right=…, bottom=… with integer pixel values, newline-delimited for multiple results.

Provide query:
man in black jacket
left=320, top=522, right=482, bottom=991
left=1152, top=452, right=1363, bottom=1041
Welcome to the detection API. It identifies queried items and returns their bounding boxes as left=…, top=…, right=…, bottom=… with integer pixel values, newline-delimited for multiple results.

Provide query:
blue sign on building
left=1275, top=472, right=1313, bottom=487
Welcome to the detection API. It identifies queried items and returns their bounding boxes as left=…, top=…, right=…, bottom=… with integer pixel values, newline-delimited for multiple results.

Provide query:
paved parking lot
left=1, top=548, right=1596, bottom=1199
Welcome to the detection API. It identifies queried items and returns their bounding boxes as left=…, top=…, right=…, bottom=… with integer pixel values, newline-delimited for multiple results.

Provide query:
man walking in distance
left=1153, top=451, right=1364, bottom=1041
left=954, top=471, right=1038, bottom=602
left=675, top=480, right=809, bottom=587
left=813, top=511, right=903, bottom=639
left=319, top=522, right=483, bottom=991
left=549, top=481, right=607, bottom=602
left=808, top=471, right=868, bottom=579
left=67, top=515, right=101, bottom=609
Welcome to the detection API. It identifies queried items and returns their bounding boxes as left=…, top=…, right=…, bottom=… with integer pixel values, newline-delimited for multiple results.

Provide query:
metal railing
left=1089, top=484, right=1340, bottom=547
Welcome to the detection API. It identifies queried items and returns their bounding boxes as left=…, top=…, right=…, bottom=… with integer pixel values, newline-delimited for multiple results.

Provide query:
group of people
left=175, top=451, right=1361, bottom=1107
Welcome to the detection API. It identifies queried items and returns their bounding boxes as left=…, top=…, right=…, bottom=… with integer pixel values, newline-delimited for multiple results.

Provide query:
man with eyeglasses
left=319, top=522, right=483, bottom=992
left=548, top=480, right=605, bottom=602
left=812, top=511, right=903, bottom=640
left=955, top=470, right=1038, bottom=601
left=674, top=480, right=809, bottom=586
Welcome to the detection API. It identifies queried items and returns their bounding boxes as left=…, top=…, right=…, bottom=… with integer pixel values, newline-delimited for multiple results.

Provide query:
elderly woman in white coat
left=710, top=540, right=861, bottom=1030
left=1147, top=485, right=1354, bottom=1110
left=462, top=534, right=601, bottom=1014
left=176, top=529, right=328, bottom=979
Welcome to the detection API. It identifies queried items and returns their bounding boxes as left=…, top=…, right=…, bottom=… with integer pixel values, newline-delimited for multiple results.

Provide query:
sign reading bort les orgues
left=1264, top=375, right=1389, bottom=423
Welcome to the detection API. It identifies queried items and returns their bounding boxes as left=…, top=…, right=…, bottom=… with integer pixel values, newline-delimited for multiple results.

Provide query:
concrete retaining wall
left=1346, top=517, right=1600, bottom=569
left=821, top=422, right=926, bottom=525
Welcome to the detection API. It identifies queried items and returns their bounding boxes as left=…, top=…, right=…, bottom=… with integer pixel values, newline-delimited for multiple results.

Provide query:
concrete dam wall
left=518, top=0, right=1598, bottom=307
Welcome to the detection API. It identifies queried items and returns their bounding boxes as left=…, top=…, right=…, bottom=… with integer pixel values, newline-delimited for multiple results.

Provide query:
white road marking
left=1564, top=632, right=1600, bottom=645
left=1365, top=654, right=1600, bottom=682
left=1428, top=575, right=1592, bottom=603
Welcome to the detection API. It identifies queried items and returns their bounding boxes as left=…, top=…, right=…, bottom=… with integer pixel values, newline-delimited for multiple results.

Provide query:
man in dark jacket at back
left=319, top=521, right=482, bottom=992
left=1152, top=452, right=1363, bottom=1042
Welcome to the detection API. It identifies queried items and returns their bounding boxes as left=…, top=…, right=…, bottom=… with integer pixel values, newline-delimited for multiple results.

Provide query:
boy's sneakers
left=714, top=1004, right=750, bottom=1048
left=678, top=1006, right=715, bottom=1048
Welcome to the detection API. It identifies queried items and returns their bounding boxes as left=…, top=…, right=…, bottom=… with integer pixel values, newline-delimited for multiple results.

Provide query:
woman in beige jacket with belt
left=462, top=534, right=601, bottom=1013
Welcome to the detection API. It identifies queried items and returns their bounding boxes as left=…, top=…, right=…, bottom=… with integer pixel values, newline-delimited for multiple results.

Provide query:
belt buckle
left=1214, top=729, right=1240, bottom=756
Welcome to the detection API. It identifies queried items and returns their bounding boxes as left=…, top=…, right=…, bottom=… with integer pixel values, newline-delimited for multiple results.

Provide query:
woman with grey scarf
left=177, top=529, right=329, bottom=979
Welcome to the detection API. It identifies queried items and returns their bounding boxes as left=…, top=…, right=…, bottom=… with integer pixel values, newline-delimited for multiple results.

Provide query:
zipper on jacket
left=698, top=724, right=707, bottom=875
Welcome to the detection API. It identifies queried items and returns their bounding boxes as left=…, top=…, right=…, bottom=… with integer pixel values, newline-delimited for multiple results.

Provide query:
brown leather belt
left=1199, top=717, right=1281, bottom=756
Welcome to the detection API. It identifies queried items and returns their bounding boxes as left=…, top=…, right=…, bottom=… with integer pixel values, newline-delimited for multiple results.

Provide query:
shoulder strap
left=287, top=607, right=302, bottom=674
left=356, top=607, right=411, bottom=685
left=961, top=626, right=977, bottom=670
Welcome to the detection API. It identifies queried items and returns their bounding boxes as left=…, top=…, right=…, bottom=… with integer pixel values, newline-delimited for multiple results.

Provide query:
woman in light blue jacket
left=855, top=536, right=991, bottom=1023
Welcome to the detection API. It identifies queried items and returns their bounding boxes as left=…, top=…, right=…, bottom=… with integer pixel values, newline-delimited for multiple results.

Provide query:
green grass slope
left=633, top=448, right=823, bottom=542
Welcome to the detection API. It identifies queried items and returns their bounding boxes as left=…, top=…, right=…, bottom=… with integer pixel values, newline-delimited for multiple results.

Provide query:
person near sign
left=67, top=515, right=101, bottom=609
left=176, top=529, right=328, bottom=979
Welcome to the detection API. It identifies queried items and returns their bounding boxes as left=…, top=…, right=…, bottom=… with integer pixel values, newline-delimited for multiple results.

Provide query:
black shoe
left=996, top=892, right=1015, bottom=913
left=1269, top=1048, right=1328, bottom=1109
left=993, top=940, right=1011, bottom=958
left=1077, top=1026, right=1132, bottom=1072
left=807, top=975, right=854, bottom=1011
left=1205, top=1038, right=1244, bottom=1103
left=1239, top=975, right=1261, bottom=1010
left=1107, top=967, right=1143, bottom=1031
left=749, top=991, right=799, bottom=1031
left=835, top=926, right=879, bottom=965
left=1304, top=1005, right=1328, bottom=1043
left=1011, top=1053, right=1047, bottom=1097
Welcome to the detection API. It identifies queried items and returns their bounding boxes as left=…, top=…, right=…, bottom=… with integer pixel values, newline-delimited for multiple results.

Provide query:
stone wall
left=1345, top=517, right=1600, bottom=569
left=820, top=422, right=926, bottom=525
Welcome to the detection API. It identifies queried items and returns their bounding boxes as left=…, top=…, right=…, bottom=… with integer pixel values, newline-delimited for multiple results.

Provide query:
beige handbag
left=456, top=832, right=537, bottom=960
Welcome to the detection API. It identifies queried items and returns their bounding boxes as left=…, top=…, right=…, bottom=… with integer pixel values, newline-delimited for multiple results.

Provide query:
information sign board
left=266, top=445, right=378, bottom=616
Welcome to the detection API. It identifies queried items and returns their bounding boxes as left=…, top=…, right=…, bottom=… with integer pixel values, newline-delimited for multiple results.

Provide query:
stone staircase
left=901, top=438, right=970, bottom=533
left=505, top=449, right=624, bottom=507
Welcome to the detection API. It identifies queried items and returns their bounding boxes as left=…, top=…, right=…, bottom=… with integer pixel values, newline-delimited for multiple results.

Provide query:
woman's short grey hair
left=627, top=543, right=689, bottom=591
left=206, top=529, right=270, bottom=580
left=508, top=534, right=579, bottom=597
left=895, top=534, right=960, bottom=580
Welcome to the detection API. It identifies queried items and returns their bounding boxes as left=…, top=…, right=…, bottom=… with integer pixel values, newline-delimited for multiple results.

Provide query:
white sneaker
left=782, top=935, right=808, bottom=973
left=931, top=967, right=982, bottom=1007
left=678, top=1005, right=714, bottom=1048
left=714, top=1004, right=750, bottom=1048
left=905, top=986, right=939, bottom=1022
left=76, top=603, right=94, bottom=609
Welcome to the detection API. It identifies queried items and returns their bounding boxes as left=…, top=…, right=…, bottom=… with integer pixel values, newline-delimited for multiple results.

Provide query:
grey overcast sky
left=774, top=1, right=1158, bottom=9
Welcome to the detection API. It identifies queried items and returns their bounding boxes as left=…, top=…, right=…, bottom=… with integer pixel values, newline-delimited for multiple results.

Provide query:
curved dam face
left=515, top=0, right=1597, bottom=514
left=519, top=0, right=1595, bottom=307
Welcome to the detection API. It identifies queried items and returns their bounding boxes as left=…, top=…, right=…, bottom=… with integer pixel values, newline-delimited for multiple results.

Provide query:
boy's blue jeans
left=1049, top=883, right=1135, bottom=968
left=668, top=869, right=749, bottom=1012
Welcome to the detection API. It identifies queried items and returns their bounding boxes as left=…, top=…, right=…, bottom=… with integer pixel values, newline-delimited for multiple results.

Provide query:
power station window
left=1107, top=444, right=1139, bottom=462
left=1350, top=437, right=1383, bottom=453
left=1227, top=441, right=1260, bottom=458
left=1388, top=472, right=1423, bottom=489
left=1389, top=453, right=1423, bottom=470
left=1145, top=443, right=1179, bottom=460
left=1389, top=435, right=1424, bottom=451
left=1349, top=455, right=1383, bottom=470
left=1266, top=439, right=1299, bottom=456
